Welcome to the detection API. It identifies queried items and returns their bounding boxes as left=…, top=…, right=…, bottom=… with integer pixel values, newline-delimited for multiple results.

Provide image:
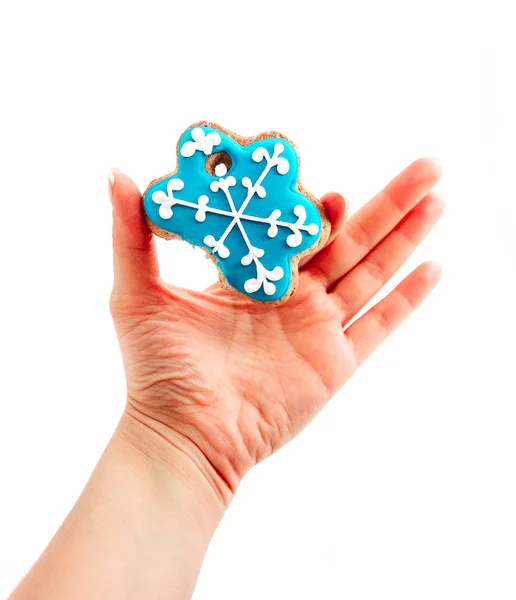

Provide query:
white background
left=1, top=0, right=515, bottom=598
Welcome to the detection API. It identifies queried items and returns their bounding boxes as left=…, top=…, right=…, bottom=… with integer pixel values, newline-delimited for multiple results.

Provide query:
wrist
left=116, top=409, right=228, bottom=539
left=11, top=412, right=227, bottom=600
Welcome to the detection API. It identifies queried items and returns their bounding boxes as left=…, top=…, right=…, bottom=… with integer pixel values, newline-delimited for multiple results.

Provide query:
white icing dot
left=180, top=142, right=196, bottom=157
left=252, top=148, right=266, bottom=162
left=159, top=205, right=173, bottom=220
left=214, top=163, right=227, bottom=177
left=263, top=281, right=276, bottom=296
left=168, top=178, right=184, bottom=191
left=286, top=232, right=302, bottom=247
left=244, top=278, right=261, bottom=293
left=206, top=131, right=222, bottom=150
left=274, top=142, right=284, bottom=154
left=307, top=223, right=319, bottom=235
left=276, top=157, right=290, bottom=175
left=269, top=266, right=284, bottom=280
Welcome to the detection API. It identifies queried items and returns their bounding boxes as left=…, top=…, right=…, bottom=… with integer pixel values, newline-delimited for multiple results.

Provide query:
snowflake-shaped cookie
left=143, top=122, right=328, bottom=303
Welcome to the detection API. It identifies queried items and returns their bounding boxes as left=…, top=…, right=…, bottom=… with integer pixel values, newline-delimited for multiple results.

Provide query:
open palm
left=110, top=158, right=443, bottom=504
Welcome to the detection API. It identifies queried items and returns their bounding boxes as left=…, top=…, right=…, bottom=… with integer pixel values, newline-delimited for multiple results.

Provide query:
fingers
left=110, top=170, right=159, bottom=293
left=345, top=261, right=442, bottom=366
left=320, top=191, right=348, bottom=244
left=299, top=191, right=347, bottom=270
left=333, top=192, right=445, bottom=323
left=305, top=158, right=443, bottom=287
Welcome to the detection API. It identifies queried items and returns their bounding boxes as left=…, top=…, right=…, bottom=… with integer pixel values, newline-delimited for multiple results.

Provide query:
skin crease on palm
left=109, top=157, right=445, bottom=509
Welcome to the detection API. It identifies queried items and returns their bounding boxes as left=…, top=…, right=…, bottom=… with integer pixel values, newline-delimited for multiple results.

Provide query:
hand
left=109, top=158, right=444, bottom=506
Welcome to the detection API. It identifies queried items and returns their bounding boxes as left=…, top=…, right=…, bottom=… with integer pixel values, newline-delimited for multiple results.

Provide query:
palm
left=110, top=158, right=444, bottom=498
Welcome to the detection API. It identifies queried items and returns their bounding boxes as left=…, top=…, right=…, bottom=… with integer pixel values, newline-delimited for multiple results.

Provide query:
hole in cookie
left=205, top=151, right=232, bottom=177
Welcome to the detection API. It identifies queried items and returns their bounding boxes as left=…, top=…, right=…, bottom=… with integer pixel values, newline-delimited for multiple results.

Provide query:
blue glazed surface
left=143, top=125, right=323, bottom=302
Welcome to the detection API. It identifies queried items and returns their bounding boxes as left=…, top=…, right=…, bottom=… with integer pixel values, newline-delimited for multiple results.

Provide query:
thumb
left=109, top=169, right=159, bottom=293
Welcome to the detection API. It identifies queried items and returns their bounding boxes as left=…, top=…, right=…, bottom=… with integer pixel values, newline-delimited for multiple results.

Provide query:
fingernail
left=425, top=260, right=443, bottom=281
left=429, top=157, right=444, bottom=174
left=108, top=168, right=120, bottom=203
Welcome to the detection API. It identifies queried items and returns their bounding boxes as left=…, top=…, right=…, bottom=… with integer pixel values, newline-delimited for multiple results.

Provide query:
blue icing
left=143, top=125, right=323, bottom=302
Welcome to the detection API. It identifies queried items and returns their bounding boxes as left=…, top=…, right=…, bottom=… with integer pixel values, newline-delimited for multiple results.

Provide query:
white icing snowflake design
left=180, top=127, right=222, bottom=157
left=147, top=126, right=322, bottom=300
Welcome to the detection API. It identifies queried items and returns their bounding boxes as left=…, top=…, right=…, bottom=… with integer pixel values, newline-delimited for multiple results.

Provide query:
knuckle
left=346, top=219, right=373, bottom=251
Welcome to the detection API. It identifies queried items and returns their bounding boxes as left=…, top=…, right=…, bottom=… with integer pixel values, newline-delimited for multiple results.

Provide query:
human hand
left=109, top=158, right=443, bottom=507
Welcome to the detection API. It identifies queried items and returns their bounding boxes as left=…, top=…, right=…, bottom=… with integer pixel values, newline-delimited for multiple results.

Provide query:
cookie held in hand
left=143, top=122, right=329, bottom=304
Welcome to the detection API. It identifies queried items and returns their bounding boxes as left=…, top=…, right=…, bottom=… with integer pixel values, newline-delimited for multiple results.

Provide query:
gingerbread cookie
left=143, top=122, right=329, bottom=303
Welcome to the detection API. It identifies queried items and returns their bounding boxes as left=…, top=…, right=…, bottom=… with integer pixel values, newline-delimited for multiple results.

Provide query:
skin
left=11, top=158, right=444, bottom=599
